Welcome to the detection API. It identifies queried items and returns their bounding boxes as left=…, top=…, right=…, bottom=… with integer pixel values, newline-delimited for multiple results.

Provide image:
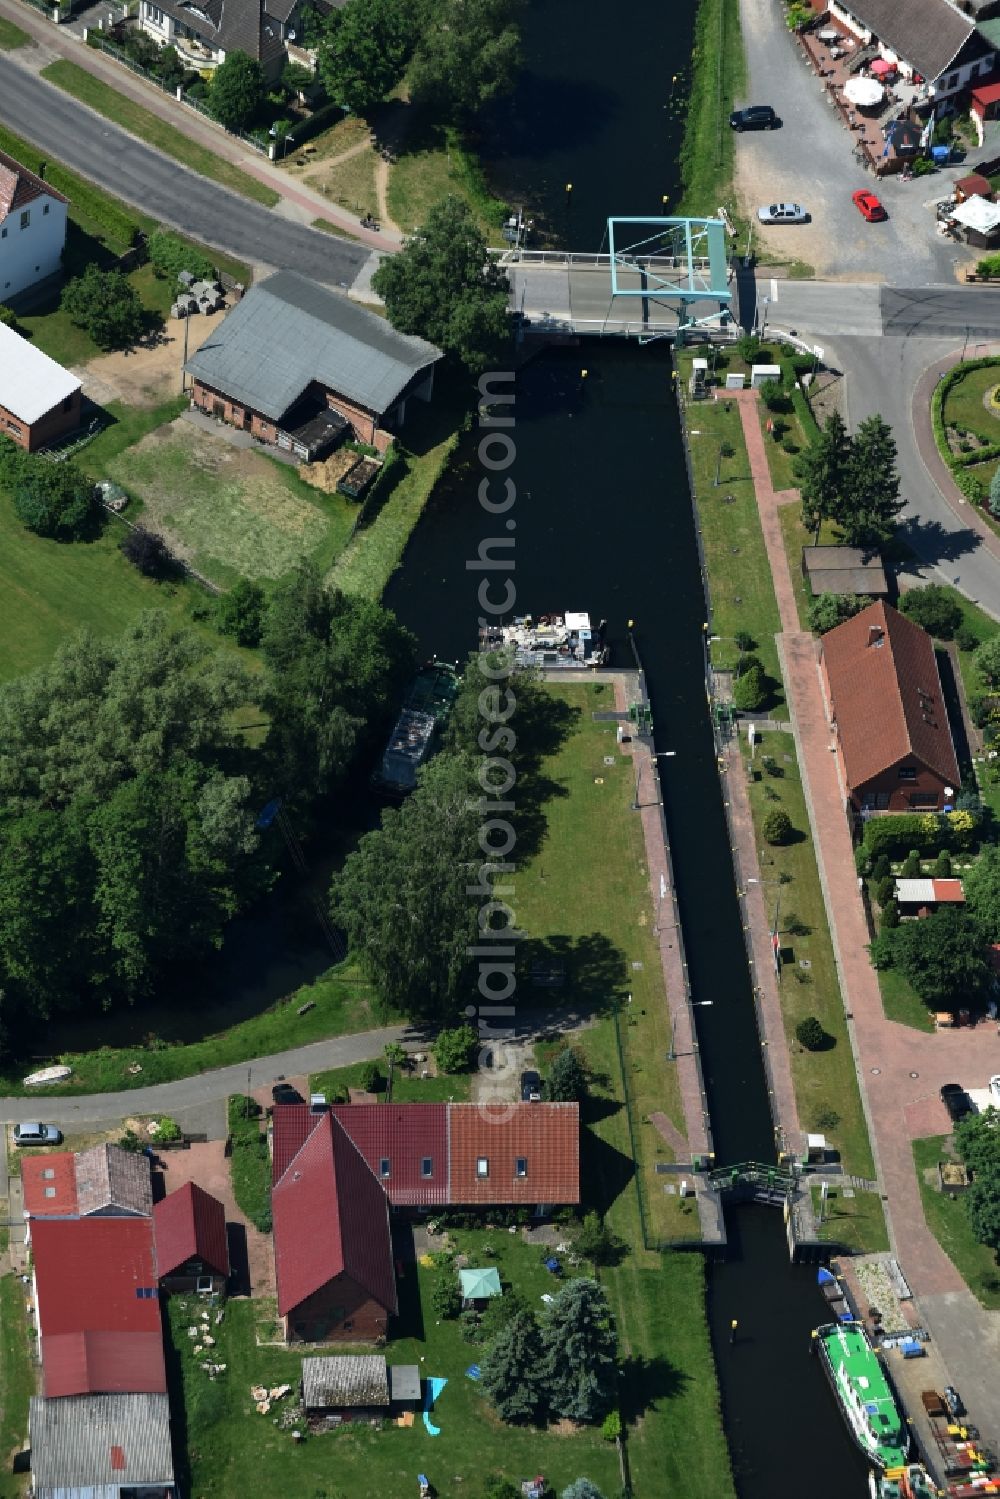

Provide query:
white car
left=757, top=202, right=809, bottom=224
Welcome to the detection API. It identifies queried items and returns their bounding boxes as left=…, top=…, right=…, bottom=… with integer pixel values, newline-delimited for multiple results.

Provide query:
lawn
left=0, top=965, right=381, bottom=1096
left=808, top=1185, right=889, bottom=1254
left=513, top=682, right=693, bottom=1248
left=285, top=115, right=379, bottom=220
left=0, top=16, right=30, bottom=47
left=41, top=60, right=279, bottom=208
left=877, top=967, right=935, bottom=1033
left=941, top=362, right=1000, bottom=444
left=755, top=398, right=808, bottom=493
left=109, top=422, right=357, bottom=585
left=744, top=728, right=877, bottom=1183
left=311, top=1060, right=473, bottom=1103
left=678, top=374, right=786, bottom=713
left=0, top=1278, right=33, bottom=1498
left=327, top=405, right=461, bottom=598
left=387, top=122, right=505, bottom=238
left=912, top=1136, right=1000, bottom=1308
left=167, top=1233, right=623, bottom=1498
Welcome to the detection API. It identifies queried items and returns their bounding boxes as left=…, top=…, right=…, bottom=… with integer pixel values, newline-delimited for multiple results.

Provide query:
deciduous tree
left=14, top=461, right=94, bottom=540
left=409, top=0, right=522, bottom=120
left=891, top=907, right=989, bottom=1011
left=209, top=51, right=265, bottom=131
left=317, top=0, right=415, bottom=111
left=62, top=265, right=145, bottom=351
left=434, top=1023, right=478, bottom=1073
left=807, top=592, right=865, bottom=635
left=963, top=845, right=1000, bottom=941
left=899, top=585, right=963, bottom=640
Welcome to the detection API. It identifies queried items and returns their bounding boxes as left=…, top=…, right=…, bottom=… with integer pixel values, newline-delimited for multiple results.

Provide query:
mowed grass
left=168, top=1235, right=622, bottom=1498
left=514, top=683, right=692, bottom=1246
left=808, top=1185, right=889, bottom=1254
left=877, top=967, right=935, bottom=1033
left=941, top=362, right=1000, bottom=442
left=913, top=1136, right=1000, bottom=1308
left=680, top=380, right=786, bottom=712
left=109, top=422, right=356, bottom=584
left=0, top=16, right=30, bottom=47
left=756, top=399, right=808, bottom=493
left=311, top=1060, right=472, bottom=1103
left=745, top=729, right=876, bottom=1181
left=387, top=123, right=504, bottom=238
left=40, top=60, right=279, bottom=208
left=0, top=1277, right=33, bottom=1497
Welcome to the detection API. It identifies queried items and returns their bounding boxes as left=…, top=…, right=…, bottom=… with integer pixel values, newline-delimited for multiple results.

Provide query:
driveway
left=736, top=0, right=960, bottom=284
left=153, top=1140, right=274, bottom=1298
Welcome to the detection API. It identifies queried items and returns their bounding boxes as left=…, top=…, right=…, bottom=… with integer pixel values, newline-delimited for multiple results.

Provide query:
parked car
left=757, top=202, right=809, bottom=224
left=13, top=1122, right=62, bottom=1146
left=940, top=1083, right=973, bottom=1123
left=271, top=1082, right=304, bottom=1107
left=730, top=105, right=779, bottom=131
left=520, top=1069, right=542, bottom=1102
left=852, top=188, right=887, bottom=222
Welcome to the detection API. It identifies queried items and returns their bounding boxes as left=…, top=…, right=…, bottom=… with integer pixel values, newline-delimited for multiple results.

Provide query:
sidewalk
left=0, top=0, right=401, bottom=251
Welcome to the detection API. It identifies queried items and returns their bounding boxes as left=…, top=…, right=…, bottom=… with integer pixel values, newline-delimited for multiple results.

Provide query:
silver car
left=757, top=202, right=808, bottom=224
left=13, top=1122, right=63, bottom=1146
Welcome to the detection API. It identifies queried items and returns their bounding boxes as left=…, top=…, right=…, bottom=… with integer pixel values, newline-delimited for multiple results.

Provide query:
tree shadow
left=226, top=1222, right=251, bottom=1297
left=476, top=71, right=620, bottom=161
left=516, top=932, right=629, bottom=1023
left=619, top=1353, right=690, bottom=1422
left=896, top=515, right=981, bottom=569
left=161, top=1305, right=193, bottom=1497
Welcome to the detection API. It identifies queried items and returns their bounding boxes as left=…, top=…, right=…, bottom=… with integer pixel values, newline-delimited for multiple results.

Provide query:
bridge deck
left=508, top=262, right=731, bottom=338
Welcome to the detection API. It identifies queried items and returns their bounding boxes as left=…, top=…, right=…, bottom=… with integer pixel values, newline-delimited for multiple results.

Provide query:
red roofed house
left=22, top=1152, right=78, bottom=1219
left=272, top=1112, right=397, bottom=1345
left=330, top=1103, right=451, bottom=1205
left=31, top=1218, right=166, bottom=1398
left=447, top=1103, right=580, bottom=1208
left=0, top=149, right=68, bottom=301
left=820, top=601, right=960, bottom=815
left=153, top=1182, right=229, bottom=1294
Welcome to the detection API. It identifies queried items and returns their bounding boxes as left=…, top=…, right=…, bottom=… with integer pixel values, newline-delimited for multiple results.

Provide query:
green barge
left=814, top=1321, right=909, bottom=1472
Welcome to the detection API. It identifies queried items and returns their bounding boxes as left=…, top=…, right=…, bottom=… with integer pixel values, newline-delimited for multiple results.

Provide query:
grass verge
left=0, top=1277, right=33, bottom=1496
left=877, top=968, right=935, bottom=1033
left=913, top=1136, right=1000, bottom=1308
left=0, top=967, right=381, bottom=1096
left=227, top=1100, right=272, bottom=1231
left=808, top=1185, right=889, bottom=1253
left=40, top=61, right=279, bottom=208
left=311, top=1061, right=472, bottom=1103
left=756, top=398, right=808, bottom=492
left=0, top=16, right=30, bottom=47
left=744, top=728, right=877, bottom=1181
left=387, top=122, right=505, bottom=238
left=677, top=0, right=745, bottom=216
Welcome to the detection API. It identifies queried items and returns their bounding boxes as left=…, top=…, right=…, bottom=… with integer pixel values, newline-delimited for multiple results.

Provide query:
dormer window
left=379, top=1158, right=390, bottom=1179
left=515, top=1157, right=527, bottom=1179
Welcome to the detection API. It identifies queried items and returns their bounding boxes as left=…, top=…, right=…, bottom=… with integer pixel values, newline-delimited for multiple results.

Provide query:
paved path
left=732, top=385, right=1000, bottom=1432
left=0, top=0, right=401, bottom=253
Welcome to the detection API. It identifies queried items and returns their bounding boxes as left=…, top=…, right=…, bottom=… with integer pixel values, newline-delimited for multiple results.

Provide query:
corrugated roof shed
left=331, top=1103, right=450, bottom=1205
left=0, top=325, right=81, bottom=427
left=301, top=1354, right=389, bottom=1409
left=839, top=0, right=983, bottom=82
left=75, top=1143, right=152, bottom=1218
left=390, top=1364, right=421, bottom=1402
left=448, top=1103, right=580, bottom=1205
left=895, top=878, right=965, bottom=903
left=153, top=1181, right=229, bottom=1278
left=32, top=1218, right=166, bottom=1397
left=272, top=1113, right=397, bottom=1320
left=184, top=270, right=441, bottom=422
left=22, top=1152, right=78, bottom=1218
left=29, top=1392, right=174, bottom=1496
left=821, top=601, right=960, bottom=792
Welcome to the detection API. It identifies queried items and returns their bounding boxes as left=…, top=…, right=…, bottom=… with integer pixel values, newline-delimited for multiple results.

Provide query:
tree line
left=796, top=410, right=903, bottom=551
left=0, top=564, right=414, bottom=1052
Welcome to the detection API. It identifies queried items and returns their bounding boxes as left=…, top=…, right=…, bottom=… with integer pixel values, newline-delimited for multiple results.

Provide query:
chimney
left=868, top=625, right=884, bottom=648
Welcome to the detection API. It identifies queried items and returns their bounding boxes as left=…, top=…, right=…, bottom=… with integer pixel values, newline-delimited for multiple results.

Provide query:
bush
left=434, top=1023, right=479, bottom=1074
left=795, top=1016, right=827, bottom=1050
left=359, top=1060, right=383, bottom=1093
left=873, top=875, right=896, bottom=908
left=898, top=585, right=963, bottom=640
left=901, top=848, right=923, bottom=878
left=432, top=1276, right=461, bottom=1320
left=933, top=850, right=953, bottom=878
left=148, top=229, right=214, bottom=284
left=956, top=623, right=980, bottom=652
left=759, top=379, right=785, bottom=412
left=61, top=264, right=145, bottom=351
left=975, top=634, right=1000, bottom=687
left=734, top=652, right=762, bottom=678
left=872, top=854, right=892, bottom=881
left=216, top=578, right=266, bottom=647
left=601, top=1411, right=622, bottom=1442
left=762, top=807, right=793, bottom=845
left=807, top=592, right=866, bottom=635
left=151, top=1115, right=182, bottom=1142
left=732, top=662, right=768, bottom=712
left=14, top=463, right=94, bottom=541
left=573, top=1212, right=627, bottom=1267
left=880, top=898, right=900, bottom=931
left=0, top=304, right=16, bottom=329
left=120, top=526, right=178, bottom=578
left=955, top=469, right=985, bottom=503
left=544, top=1047, right=588, bottom=1103
left=733, top=630, right=756, bottom=651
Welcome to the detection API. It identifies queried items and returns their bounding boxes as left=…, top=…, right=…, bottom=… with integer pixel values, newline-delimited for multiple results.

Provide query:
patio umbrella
left=818, top=26, right=838, bottom=40
left=870, top=58, right=895, bottom=77
left=844, top=76, right=884, bottom=107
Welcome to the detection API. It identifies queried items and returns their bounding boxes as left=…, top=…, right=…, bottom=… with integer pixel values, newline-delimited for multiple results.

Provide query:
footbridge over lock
left=497, top=215, right=735, bottom=340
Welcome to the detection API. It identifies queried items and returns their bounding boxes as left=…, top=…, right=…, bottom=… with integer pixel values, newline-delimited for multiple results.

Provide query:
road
left=0, top=57, right=371, bottom=288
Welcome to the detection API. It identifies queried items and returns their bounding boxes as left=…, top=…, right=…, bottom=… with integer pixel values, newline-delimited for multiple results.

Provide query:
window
left=134, top=1287, right=158, bottom=1300
left=515, top=1157, right=528, bottom=1179
left=379, top=1157, right=390, bottom=1178
left=897, top=766, right=917, bottom=782
left=910, top=792, right=939, bottom=808
left=44, top=1187, right=56, bottom=1198
left=948, top=72, right=959, bottom=89
left=1, top=226, right=7, bottom=238
left=19, top=210, right=29, bottom=230
left=196, top=1276, right=214, bottom=1294
left=6, top=420, right=21, bottom=436
left=42, top=203, right=49, bottom=215
left=42, top=1169, right=55, bottom=1180
left=476, top=1156, right=489, bottom=1178
left=421, top=1157, right=433, bottom=1178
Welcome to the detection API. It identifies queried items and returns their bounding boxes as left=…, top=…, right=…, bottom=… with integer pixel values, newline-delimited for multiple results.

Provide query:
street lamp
left=668, top=1001, right=714, bottom=1062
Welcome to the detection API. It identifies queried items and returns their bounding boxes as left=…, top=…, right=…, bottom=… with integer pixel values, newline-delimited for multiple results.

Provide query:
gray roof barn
left=302, top=1354, right=390, bottom=1409
left=75, top=1143, right=152, bottom=1218
left=184, top=271, right=441, bottom=423
left=29, top=1392, right=175, bottom=1497
left=802, top=546, right=888, bottom=599
left=838, top=0, right=990, bottom=82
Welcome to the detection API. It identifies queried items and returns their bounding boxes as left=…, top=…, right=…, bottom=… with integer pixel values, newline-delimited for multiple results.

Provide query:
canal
left=384, top=0, right=871, bottom=1493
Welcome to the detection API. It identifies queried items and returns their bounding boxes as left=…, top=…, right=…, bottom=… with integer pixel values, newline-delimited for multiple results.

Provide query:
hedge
left=781, top=357, right=820, bottom=442
left=861, top=810, right=980, bottom=862
left=227, top=1095, right=272, bottom=1232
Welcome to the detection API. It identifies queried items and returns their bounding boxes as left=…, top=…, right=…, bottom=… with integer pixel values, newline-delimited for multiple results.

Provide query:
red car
left=852, top=189, right=887, bottom=222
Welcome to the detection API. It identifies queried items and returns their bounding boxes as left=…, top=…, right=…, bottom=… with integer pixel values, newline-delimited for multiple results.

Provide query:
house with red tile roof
left=153, top=1182, right=229, bottom=1294
left=446, top=1102, right=580, bottom=1207
left=0, top=149, right=68, bottom=302
left=330, top=1103, right=451, bottom=1206
left=820, top=601, right=961, bottom=815
left=31, top=1218, right=166, bottom=1398
left=22, top=1152, right=78, bottom=1219
left=272, top=1112, right=396, bottom=1344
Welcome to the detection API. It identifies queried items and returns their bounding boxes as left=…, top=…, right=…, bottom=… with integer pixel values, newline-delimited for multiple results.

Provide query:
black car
left=272, top=1081, right=304, bottom=1107
left=521, top=1069, right=542, bottom=1102
left=730, top=105, right=779, bottom=132
left=940, top=1083, right=973, bottom=1123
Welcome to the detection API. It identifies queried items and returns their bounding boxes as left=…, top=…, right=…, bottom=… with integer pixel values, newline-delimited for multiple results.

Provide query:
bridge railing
left=491, top=247, right=714, bottom=273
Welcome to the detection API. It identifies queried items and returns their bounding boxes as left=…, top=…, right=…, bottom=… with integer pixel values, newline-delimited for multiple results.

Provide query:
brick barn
left=0, top=323, right=81, bottom=452
left=183, top=270, right=441, bottom=460
left=820, top=600, right=961, bottom=815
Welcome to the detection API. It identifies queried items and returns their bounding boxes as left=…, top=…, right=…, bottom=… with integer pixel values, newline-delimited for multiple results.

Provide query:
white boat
left=22, top=1065, right=72, bottom=1087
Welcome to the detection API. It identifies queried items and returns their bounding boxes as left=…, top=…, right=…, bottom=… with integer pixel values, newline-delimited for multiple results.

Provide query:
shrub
left=933, top=850, right=953, bottom=878
left=813, top=1108, right=840, bottom=1131
left=118, top=1128, right=145, bottom=1153
left=901, top=848, right=923, bottom=878
left=359, top=1060, right=383, bottom=1093
left=148, top=229, right=214, bottom=284
left=880, top=898, right=900, bottom=931
left=432, top=1276, right=461, bottom=1320
left=762, top=807, right=793, bottom=845
left=434, top=1023, right=479, bottom=1074
left=573, top=1212, right=627, bottom=1267
left=120, top=526, right=178, bottom=578
left=807, top=592, right=866, bottom=635
left=873, top=875, right=896, bottom=908
left=898, top=585, right=963, bottom=640
left=734, top=652, right=762, bottom=678
left=759, top=379, right=785, bottom=412
left=14, top=463, right=94, bottom=540
left=544, top=1047, right=588, bottom=1102
left=975, top=634, right=1000, bottom=687
left=795, top=1016, right=827, bottom=1050
left=732, top=662, right=768, bottom=712
left=216, top=578, right=266, bottom=646
left=0, top=304, right=16, bottom=329
left=872, top=854, right=892, bottom=882
left=956, top=469, right=985, bottom=503
left=956, top=623, right=980, bottom=652
left=61, top=264, right=145, bottom=351
left=733, top=630, right=756, bottom=651
left=151, top=1115, right=182, bottom=1142
left=601, top=1411, right=622, bottom=1442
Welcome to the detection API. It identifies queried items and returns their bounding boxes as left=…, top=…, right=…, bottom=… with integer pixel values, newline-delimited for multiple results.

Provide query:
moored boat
left=479, top=611, right=609, bottom=669
left=371, top=660, right=459, bottom=795
left=814, top=1321, right=909, bottom=1472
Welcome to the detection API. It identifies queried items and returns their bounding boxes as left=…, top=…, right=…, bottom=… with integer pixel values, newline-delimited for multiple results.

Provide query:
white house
left=0, top=150, right=68, bottom=303
left=826, top=0, right=997, bottom=102
left=136, top=0, right=319, bottom=79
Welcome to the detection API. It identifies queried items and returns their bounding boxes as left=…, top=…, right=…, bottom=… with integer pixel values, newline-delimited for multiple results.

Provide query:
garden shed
left=389, top=1364, right=422, bottom=1405
left=802, top=545, right=888, bottom=599
left=955, top=172, right=995, bottom=203
left=301, top=1354, right=390, bottom=1412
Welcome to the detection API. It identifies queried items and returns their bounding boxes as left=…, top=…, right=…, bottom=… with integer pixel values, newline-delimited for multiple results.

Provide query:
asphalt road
left=0, top=58, right=369, bottom=287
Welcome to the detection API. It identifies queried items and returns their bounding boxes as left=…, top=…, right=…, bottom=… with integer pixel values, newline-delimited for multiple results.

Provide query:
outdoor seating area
left=798, top=21, right=923, bottom=175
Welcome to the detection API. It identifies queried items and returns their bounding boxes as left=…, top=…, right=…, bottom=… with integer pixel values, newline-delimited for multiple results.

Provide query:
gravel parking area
left=736, top=0, right=962, bottom=283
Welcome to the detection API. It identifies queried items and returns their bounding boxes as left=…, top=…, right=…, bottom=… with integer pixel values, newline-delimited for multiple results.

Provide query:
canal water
left=385, top=0, right=871, bottom=1493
